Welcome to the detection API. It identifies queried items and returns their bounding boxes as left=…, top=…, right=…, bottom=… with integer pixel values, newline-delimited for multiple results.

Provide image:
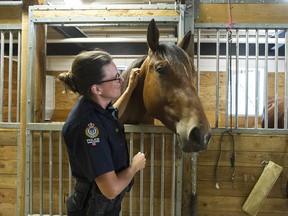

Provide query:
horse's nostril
left=189, top=127, right=202, bottom=144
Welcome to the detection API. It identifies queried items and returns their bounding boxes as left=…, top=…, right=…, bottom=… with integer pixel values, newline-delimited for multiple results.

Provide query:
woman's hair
left=58, top=49, right=112, bottom=98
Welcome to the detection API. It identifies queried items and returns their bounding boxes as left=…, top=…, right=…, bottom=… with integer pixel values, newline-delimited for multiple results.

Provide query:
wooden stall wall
left=0, top=58, right=19, bottom=216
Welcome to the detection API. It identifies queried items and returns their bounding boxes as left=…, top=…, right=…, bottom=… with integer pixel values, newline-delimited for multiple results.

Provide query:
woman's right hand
left=131, top=152, right=146, bottom=172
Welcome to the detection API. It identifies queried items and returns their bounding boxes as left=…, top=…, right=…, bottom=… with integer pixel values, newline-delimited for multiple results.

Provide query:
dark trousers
left=66, top=182, right=125, bottom=216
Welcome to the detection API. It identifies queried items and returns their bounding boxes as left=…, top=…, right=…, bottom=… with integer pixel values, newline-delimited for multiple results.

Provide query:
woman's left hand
left=127, top=68, right=140, bottom=91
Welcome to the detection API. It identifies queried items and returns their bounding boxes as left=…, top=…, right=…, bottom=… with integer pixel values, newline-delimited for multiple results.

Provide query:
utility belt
left=67, top=178, right=134, bottom=216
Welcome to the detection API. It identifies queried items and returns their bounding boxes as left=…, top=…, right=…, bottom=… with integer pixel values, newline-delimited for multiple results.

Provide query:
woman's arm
left=95, top=152, right=146, bottom=199
left=113, top=68, right=140, bottom=117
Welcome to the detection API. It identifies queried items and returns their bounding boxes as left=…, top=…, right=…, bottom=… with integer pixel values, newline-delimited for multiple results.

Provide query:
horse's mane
left=120, top=55, right=147, bottom=93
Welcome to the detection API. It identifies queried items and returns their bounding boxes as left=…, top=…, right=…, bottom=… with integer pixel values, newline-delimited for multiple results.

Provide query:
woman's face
left=98, top=62, right=124, bottom=100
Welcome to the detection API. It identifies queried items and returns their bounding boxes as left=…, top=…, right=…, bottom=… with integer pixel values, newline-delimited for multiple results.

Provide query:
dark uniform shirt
left=62, top=96, right=129, bottom=183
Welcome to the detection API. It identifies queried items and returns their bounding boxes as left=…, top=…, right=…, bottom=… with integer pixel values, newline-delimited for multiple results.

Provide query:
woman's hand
left=131, top=152, right=146, bottom=172
left=126, top=68, right=140, bottom=91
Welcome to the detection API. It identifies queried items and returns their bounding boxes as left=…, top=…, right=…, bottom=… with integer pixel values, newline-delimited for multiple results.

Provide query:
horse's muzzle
left=184, top=127, right=211, bottom=152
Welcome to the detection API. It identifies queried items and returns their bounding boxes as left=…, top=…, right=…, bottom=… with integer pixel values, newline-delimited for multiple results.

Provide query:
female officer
left=58, top=49, right=146, bottom=216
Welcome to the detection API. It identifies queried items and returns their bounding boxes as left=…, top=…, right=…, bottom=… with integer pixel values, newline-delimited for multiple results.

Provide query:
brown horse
left=120, top=19, right=211, bottom=153
left=261, top=98, right=287, bottom=129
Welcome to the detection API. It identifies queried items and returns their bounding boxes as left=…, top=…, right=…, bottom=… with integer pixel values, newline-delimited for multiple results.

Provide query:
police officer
left=58, top=49, right=146, bottom=216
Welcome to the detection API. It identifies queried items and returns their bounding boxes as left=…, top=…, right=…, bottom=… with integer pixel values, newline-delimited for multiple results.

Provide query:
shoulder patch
left=85, top=122, right=100, bottom=146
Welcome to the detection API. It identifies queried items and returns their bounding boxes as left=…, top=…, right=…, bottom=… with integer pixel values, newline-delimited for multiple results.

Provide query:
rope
left=215, top=3, right=236, bottom=188
left=226, top=0, right=236, bottom=29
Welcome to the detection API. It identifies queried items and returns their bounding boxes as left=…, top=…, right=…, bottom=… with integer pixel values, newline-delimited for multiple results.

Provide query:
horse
left=261, top=98, right=287, bottom=129
left=119, top=19, right=211, bottom=153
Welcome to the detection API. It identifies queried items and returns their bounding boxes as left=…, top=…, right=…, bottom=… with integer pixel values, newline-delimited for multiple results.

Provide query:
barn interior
left=0, top=0, right=287, bottom=215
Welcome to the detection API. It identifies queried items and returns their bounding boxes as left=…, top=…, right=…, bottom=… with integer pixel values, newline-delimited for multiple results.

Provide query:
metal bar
left=197, top=29, right=201, bottom=93
left=225, top=30, right=229, bottom=128
left=0, top=122, right=20, bottom=128
left=264, top=30, right=269, bottom=128
left=32, top=4, right=178, bottom=10
left=140, top=132, right=144, bottom=216
left=235, top=29, right=239, bottom=128
left=160, top=134, right=165, bottom=216
left=8, top=31, right=13, bottom=122
left=0, top=1, right=22, bottom=6
left=59, top=132, right=63, bottom=216
left=39, top=132, right=43, bottom=215
left=215, top=29, right=220, bottom=128
left=129, top=132, right=134, bottom=216
left=175, top=147, right=183, bottom=215
left=245, top=29, right=249, bottom=128
left=0, top=31, right=4, bottom=122
left=195, top=23, right=288, bottom=29
left=191, top=153, right=198, bottom=216
left=255, top=29, right=259, bottom=128
left=149, top=133, right=155, bottom=216
left=17, top=30, right=21, bottom=122
left=171, top=134, right=176, bottom=216
left=274, top=29, right=279, bottom=129
left=33, top=16, right=179, bottom=24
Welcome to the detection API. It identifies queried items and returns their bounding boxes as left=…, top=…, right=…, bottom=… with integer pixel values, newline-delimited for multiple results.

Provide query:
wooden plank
left=0, top=6, right=21, bottom=24
left=0, top=130, right=18, bottom=146
left=196, top=4, right=288, bottom=24
left=242, top=161, right=283, bottom=216
left=32, top=9, right=179, bottom=20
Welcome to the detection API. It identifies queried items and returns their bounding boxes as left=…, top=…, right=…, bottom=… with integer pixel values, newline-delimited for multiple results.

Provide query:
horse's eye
left=155, top=65, right=166, bottom=74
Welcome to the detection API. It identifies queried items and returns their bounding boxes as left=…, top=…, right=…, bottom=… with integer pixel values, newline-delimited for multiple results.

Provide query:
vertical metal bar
left=26, top=9, right=36, bottom=214
left=30, top=130, right=34, bottom=214
left=255, top=29, right=260, bottom=128
left=284, top=29, right=288, bottom=129
left=8, top=31, right=13, bottom=122
left=59, top=132, right=63, bottom=216
left=175, top=143, right=183, bottom=215
left=225, top=30, right=229, bottom=128
left=245, top=29, right=249, bottom=128
left=160, top=134, right=165, bottom=216
left=49, top=131, right=53, bottom=215
left=25, top=128, right=33, bottom=215
left=264, top=29, right=269, bottom=128
left=197, top=28, right=201, bottom=93
left=17, top=30, right=21, bottom=122
left=170, top=134, right=176, bottom=216
left=235, top=29, right=239, bottom=128
left=0, top=31, right=4, bottom=122
left=140, top=132, right=144, bottom=216
left=129, top=132, right=134, bottom=216
left=149, top=133, right=154, bottom=216
left=215, top=29, right=220, bottom=128
left=274, top=29, right=279, bottom=129
left=39, top=131, right=43, bottom=215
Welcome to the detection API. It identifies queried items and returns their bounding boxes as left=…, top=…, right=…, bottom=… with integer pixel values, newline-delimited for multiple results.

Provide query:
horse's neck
left=120, top=73, right=153, bottom=124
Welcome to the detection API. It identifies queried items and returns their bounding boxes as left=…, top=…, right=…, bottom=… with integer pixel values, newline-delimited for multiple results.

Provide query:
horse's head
left=141, top=19, right=211, bottom=152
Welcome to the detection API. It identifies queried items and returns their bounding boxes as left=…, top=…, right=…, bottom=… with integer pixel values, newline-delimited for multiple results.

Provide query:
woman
left=58, top=49, right=146, bottom=215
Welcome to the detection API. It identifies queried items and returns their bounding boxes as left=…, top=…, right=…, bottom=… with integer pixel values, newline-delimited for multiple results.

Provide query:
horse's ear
left=147, top=19, right=160, bottom=52
left=177, top=31, right=194, bottom=58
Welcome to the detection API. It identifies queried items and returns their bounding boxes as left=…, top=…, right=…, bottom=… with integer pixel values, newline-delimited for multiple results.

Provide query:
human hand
left=127, top=68, right=140, bottom=91
left=131, top=152, right=146, bottom=172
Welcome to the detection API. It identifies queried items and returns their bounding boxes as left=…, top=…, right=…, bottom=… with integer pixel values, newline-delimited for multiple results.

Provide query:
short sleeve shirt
left=62, top=96, right=129, bottom=182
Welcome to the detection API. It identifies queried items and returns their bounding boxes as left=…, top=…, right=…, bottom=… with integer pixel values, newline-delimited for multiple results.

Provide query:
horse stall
left=0, top=1, right=288, bottom=216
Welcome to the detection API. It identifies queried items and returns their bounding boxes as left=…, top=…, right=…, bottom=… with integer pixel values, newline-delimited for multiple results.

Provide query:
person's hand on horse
left=127, top=68, right=140, bottom=91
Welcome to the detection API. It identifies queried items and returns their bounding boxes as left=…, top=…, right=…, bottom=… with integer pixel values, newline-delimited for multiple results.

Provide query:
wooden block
left=242, top=161, right=283, bottom=216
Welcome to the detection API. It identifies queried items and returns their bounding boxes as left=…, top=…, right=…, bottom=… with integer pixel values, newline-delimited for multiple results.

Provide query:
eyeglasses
left=97, top=72, right=122, bottom=84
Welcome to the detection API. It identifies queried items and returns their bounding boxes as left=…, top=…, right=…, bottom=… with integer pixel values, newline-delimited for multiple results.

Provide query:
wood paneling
left=196, top=4, right=288, bottom=24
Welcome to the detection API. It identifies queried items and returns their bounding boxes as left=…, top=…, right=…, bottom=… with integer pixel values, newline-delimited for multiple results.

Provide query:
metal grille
left=195, top=27, right=288, bottom=133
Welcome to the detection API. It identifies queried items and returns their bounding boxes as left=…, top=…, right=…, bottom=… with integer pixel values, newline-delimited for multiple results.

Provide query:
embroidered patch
left=85, top=122, right=100, bottom=146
